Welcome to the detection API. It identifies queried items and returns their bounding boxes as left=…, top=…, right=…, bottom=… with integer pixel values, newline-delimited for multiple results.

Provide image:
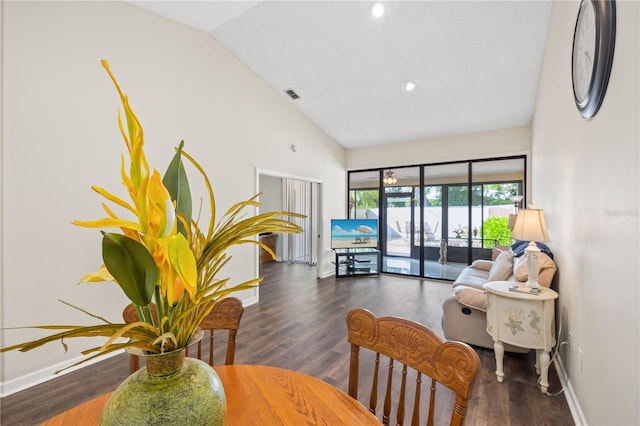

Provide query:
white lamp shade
left=511, top=209, right=550, bottom=242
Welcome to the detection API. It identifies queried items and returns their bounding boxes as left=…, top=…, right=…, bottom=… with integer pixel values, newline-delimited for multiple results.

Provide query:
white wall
left=258, top=175, right=284, bottom=214
left=533, top=1, right=639, bottom=424
left=346, top=125, right=531, bottom=170
left=1, top=1, right=345, bottom=395
left=258, top=174, right=284, bottom=259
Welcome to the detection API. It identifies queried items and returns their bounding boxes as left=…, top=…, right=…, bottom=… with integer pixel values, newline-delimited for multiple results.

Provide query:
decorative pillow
left=453, top=285, right=488, bottom=312
left=492, top=244, right=511, bottom=261
left=514, top=252, right=557, bottom=287
left=514, top=255, right=528, bottom=281
left=487, top=250, right=514, bottom=281
left=470, top=259, right=493, bottom=271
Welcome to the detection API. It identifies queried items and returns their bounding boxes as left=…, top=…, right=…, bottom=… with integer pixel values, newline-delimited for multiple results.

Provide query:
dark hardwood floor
left=1, top=262, right=574, bottom=425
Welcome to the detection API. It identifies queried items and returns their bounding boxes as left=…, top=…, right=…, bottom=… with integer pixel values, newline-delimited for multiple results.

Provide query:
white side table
left=484, top=281, right=558, bottom=393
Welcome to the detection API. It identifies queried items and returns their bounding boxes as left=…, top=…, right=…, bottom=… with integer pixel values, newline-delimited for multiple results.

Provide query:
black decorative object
left=572, top=0, right=616, bottom=119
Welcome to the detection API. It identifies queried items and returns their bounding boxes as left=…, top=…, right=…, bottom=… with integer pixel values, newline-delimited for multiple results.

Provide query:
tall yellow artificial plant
left=1, top=60, right=303, bottom=369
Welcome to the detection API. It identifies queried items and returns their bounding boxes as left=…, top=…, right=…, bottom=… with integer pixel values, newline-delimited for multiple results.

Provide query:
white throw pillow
left=492, top=244, right=511, bottom=261
left=470, top=259, right=493, bottom=271
left=514, top=253, right=557, bottom=287
left=514, top=255, right=529, bottom=282
left=487, top=250, right=514, bottom=281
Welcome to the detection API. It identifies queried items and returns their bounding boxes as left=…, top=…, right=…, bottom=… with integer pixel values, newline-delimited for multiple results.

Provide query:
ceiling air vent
left=285, top=89, right=300, bottom=100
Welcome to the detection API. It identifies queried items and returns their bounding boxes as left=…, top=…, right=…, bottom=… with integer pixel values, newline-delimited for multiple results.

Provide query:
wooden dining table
left=41, top=364, right=380, bottom=425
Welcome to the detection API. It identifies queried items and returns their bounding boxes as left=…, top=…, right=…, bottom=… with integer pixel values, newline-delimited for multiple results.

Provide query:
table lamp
left=511, top=208, right=550, bottom=288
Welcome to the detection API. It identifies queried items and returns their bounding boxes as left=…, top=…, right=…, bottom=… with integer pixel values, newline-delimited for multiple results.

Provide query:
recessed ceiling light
left=372, top=3, right=385, bottom=18
left=404, top=81, right=416, bottom=92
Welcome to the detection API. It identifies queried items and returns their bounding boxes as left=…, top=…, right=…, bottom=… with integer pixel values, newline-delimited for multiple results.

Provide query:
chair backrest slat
left=346, top=308, right=480, bottom=426
left=383, top=357, right=394, bottom=424
left=397, top=363, right=408, bottom=425
left=428, top=377, right=437, bottom=426
left=411, top=372, right=422, bottom=426
left=370, top=352, right=380, bottom=415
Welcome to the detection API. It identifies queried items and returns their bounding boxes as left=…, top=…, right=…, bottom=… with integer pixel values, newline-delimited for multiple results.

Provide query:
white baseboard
left=554, top=354, right=587, bottom=425
left=0, top=350, right=123, bottom=398
left=318, top=269, right=334, bottom=279
left=243, top=294, right=259, bottom=306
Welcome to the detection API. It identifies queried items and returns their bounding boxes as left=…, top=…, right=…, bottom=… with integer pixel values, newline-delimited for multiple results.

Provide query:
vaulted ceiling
left=128, top=1, right=553, bottom=150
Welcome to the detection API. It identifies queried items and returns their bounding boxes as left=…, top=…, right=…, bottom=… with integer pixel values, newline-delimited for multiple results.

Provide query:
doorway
left=257, top=170, right=321, bottom=268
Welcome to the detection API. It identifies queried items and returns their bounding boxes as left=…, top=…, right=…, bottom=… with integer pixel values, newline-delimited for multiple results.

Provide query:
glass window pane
left=424, top=163, right=469, bottom=279
left=382, top=167, right=420, bottom=276
left=472, top=159, right=525, bottom=253
left=348, top=170, right=379, bottom=219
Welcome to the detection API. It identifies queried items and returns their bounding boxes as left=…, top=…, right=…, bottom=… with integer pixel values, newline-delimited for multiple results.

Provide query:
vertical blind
left=282, top=178, right=318, bottom=265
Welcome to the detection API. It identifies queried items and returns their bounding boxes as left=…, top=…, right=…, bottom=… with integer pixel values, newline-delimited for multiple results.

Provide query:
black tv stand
left=333, top=248, right=380, bottom=278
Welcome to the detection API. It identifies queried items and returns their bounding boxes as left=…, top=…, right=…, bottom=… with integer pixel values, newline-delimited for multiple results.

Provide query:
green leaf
left=101, top=233, right=158, bottom=306
left=163, top=140, right=192, bottom=238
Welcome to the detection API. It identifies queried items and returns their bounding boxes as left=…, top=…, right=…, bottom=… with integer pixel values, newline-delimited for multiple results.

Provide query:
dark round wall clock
left=571, top=0, right=616, bottom=119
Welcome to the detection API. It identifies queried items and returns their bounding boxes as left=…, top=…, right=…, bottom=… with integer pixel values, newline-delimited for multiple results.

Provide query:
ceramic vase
left=100, top=348, right=226, bottom=426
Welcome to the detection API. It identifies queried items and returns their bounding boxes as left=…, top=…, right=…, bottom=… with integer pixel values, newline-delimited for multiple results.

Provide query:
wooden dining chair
left=123, top=297, right=244, bottom=373
left=186, top=297, right=244, bottom=366
left=346, top=308, right=480, bottom=426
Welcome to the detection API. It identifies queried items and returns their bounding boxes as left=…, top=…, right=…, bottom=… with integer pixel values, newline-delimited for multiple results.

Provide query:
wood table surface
left=41, top=364, right=380, bottom=425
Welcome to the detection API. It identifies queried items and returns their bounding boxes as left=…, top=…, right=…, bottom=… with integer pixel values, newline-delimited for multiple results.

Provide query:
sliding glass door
left=347, top=156, right=526, bottom=281
left=380, top=167, right=420, bottom=276
left=422, top=163, right=471, bottom=279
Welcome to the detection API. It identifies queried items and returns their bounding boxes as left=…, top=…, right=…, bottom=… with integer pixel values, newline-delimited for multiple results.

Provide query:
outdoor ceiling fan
left=383, top=171, right=398, bottom=185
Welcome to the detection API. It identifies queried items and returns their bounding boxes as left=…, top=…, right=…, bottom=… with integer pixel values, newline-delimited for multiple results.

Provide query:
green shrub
left=482, top=217, right=512, bottom=248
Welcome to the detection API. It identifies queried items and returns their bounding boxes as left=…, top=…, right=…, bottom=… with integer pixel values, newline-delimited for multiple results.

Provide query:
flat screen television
left=331, top=219, right=379, bottom=249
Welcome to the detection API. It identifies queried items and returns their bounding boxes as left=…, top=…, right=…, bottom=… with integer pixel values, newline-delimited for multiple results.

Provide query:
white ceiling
left=128, top=1, right=553, bottom=150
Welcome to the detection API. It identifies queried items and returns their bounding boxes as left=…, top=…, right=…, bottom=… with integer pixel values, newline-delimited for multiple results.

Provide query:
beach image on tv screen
left=331, top=219, right=378, bottom=248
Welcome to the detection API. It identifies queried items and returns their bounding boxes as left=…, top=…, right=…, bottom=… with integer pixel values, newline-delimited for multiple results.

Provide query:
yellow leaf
left=100, top=60, right=148, bottom=189
left=147, top=170, right=175, bottom=238
left=158, top=234, right=197, bottom=301
left=91, top=186, right=136, bottom=215
left=72, top=218, right=141, bottom=231
left=78, top=264, right=114, bottom=283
